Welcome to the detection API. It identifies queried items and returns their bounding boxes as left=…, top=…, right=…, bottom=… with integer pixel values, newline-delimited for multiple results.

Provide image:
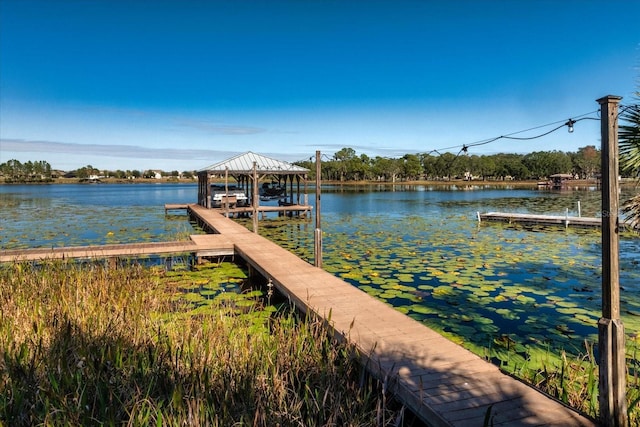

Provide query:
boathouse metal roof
left=199, top=151, right=309, bottom=175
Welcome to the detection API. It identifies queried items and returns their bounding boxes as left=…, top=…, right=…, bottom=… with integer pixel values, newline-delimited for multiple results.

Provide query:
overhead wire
left=300, top=103, right=637, bottom=166
left=428, top=109, right=602, bottom=176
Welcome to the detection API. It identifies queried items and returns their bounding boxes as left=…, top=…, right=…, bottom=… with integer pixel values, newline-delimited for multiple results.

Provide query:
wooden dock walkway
left=186, top=204, right=596, bottom=427
left=164, top=203, right=312, bottom=217
left=0, top=235, right=234, bottom=263
left=0, top=204, right=597, bottom=426
left=479, top=211, right=602, bottom=228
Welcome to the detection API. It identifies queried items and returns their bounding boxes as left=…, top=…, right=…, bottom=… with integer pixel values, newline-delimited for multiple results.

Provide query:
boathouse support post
left=224, top=167, right=229, bottom=218
left=303, top=173, right=308, bottom=212
left=252, top=162, right=259, bottom=233
left=314, top=150, right=322, bottom=268
left=205, top=173, right=211, bottom=208
left=197, top=171, right=210, bottom=208
left=597, top=95, right=627, bottom=427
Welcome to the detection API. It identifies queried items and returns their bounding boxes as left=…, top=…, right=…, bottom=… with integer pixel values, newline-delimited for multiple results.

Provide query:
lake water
left=0, top=183, right=198, bottom=247
left=1, top=182, right=639, bottom=366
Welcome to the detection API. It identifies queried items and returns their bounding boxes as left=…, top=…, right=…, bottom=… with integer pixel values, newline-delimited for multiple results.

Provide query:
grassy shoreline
left=0, top=260, right=408, bottom=426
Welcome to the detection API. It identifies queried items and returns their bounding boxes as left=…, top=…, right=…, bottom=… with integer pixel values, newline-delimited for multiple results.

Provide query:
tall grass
left=496, top=337, right=640, bottom=424
left=0, top=260, right=404, bottom=426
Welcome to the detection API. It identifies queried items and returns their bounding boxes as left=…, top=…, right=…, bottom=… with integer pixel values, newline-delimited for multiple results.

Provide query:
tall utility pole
left=314, top=150, right=322, bottom=268
left=597, top=95, right=627, bottom=427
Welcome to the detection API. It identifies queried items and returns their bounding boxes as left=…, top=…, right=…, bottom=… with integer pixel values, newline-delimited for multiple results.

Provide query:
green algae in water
left=161, top=262, right=263, bottom=315
left=254, top=211, right=640, bottom=371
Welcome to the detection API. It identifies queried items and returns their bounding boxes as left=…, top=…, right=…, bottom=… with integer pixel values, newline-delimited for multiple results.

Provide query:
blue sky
left=1, top=0, right=638, bottom=172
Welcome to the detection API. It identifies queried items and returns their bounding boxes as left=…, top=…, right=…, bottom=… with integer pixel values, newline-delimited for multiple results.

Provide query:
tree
left=493, top=153, right=529, bottom=180
left=619, top=91, right=640, bottom=227
left=0, top=159, right=24, bottom=182
left=356, top=154, right=373, bottom=180
left=333, top=147, right=357, bottom=181
left=572, top=145, right=600, bottom=179
left=420, top=153, right=437, bottom=179
left=371, top=157, right=401, bottom=182
left=0, top=159, right=51, bottom=182
left=400, top=154, right=422, bottom=181
left=76, top=165, right=99, bottom=179
left=433, top=152, right=461, bottom=179
left=523, top=151, right=572, bottom=179
left=475, top=155, right=497, bottom=180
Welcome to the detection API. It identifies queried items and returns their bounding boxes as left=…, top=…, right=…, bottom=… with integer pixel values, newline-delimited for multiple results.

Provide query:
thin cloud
left=1, top=138, right=237, bottom=161
left=177, top=119, right=266, bottom=135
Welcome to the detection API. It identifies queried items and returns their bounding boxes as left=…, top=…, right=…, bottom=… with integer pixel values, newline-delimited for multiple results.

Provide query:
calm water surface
left=2, top=182, right=639, bottom=364
left=0, top=183, right=198, bottom=247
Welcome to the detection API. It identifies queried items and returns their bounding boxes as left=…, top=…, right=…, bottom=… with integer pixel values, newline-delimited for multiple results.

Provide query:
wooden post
left=252, top=162, right=259, bottom=234
left=224, top=167, right=229, bottom=218
left=314, top=150, right=322, bottom=268
left=205, top=173, right=211, bottom=208
left=597, top=95, right=627, bottom=427
left=303, top=173, right=308, bottom=218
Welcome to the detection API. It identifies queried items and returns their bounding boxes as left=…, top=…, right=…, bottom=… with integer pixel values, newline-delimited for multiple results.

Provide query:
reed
left=495, top=337, right=639, bottom=424
left=0, top=260, right=405, bottom=426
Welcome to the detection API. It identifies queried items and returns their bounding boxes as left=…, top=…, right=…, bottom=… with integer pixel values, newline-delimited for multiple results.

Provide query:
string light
left=565, top=119, right=575, bottom=133
left=428, top=109, right=602, bottom=156
left=299, top=103, right=637, bottom=164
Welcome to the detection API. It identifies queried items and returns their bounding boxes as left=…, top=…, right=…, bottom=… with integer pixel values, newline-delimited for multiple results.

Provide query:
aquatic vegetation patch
left=254, top=212, right=640, bottom=387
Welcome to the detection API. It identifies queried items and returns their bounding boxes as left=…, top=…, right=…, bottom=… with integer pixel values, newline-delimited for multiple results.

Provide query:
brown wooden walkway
left=0, top=235, right=234, bottom=263
left=186, top=204, right=597, bottom=427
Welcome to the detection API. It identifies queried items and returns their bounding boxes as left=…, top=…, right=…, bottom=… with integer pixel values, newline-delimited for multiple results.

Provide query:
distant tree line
left=295, top=146, right=605, bottom=182
left=0, top=145, right=620, bottom=184
left=0, top=160, right=198, bottom=183
left=0, top=159, right=53, bottom=183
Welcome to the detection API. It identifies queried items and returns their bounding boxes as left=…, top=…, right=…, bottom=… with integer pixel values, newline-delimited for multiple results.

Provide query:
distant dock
left=477, top=212, right=602, bottom=228
left=478, top=211, right=640, bottom=230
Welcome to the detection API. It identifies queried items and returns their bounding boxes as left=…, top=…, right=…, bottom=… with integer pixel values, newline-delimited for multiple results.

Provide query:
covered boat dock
left=196, top=151, right=312, bottom=218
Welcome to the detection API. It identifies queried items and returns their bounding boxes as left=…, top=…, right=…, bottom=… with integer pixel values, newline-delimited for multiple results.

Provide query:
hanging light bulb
left=565, top=119, right=575, bottom=133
